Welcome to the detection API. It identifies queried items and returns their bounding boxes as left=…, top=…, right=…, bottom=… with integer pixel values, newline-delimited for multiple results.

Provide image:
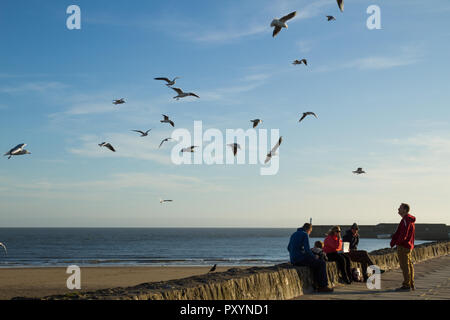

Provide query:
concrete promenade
left=296, top=255, right=450, bottom=300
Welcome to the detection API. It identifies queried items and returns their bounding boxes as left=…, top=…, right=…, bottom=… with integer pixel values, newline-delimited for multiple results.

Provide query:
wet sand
left=0, top=266, right=244, bottom=300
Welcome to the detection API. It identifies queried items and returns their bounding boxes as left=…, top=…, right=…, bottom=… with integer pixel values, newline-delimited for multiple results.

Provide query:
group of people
left=287, top=203, right=416, bottom=293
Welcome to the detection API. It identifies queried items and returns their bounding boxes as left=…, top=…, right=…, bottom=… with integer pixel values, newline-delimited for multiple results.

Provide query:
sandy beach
left=0, top=266, right=244, bottom=300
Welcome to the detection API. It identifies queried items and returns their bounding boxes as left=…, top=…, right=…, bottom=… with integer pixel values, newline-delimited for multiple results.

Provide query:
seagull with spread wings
left=4, top=144, right=31, bottom=159
left=265, top=137, right=283, bottom=164
left=0, top=242, right=7, bottom=255
left=160, top=114, right=175, bottom=127
left=250, top=119, right=263, bottom=128
left=131, top=129, right=152, bottom=137
left=293, top=59, right=307, bottom=66
left=337, top=0, right=344, bottom=12
left=270, top=11, right=297, bottom=38
left=98, top=142, right=116, bottom=152
left=299, top=112, right=318, bottom=123
left=171, top=87, right=200, bottom=100
left=154, top=77, right=180, bottom=87
left=327, top=15, right=336, bottom=21
left=353, top=168, right=366, bottom=175
left=159, top=138, right=173, bottom=149
left=181, top=146, right=198, bottom=153
left=227, top=143, right=241, bottom=157
left=113, top=98, right=125, bottom=105
left=208, top=264, right=217, bottom=273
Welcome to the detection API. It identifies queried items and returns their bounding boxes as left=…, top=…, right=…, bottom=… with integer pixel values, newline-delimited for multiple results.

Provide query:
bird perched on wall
left=270, top=11, right=297, bottom=38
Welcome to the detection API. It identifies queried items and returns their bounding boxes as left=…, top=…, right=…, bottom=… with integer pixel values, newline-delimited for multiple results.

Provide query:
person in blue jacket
left=287, top=223, right=333, bottom=292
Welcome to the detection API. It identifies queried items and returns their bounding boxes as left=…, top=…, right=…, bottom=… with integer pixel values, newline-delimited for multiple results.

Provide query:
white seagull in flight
left=171, top=87, right=200, bottom=100
left=227, top=143, right=241, bottom=157
left=353, top=168, right=366, bottom=175
left=131, top=129, right=152, bottom=137
left=98, top=142, right=116, bottom=152
left=113, top=98, right=126, bottom=105
left=337, top=0, right=344, bottom=12
left=299, top=112, right=318, bottom=123
left=270, top=11, right=297, bottom=38
left=250, top=119, right=263, bottom=128
left=0, top=242, right=6, bottom=255
left=265, top=137, right=283, bottom=164
left=159, top=138, right=172, bottom=149
left=161, top=114, right=175, bottom=127
left=181, top=146, right=198, bottom=153
left=160, top=198, right=173, bottom=204
left=154, top=77, right=180, bottom=87
left=4, top=144, right=31, bottom=159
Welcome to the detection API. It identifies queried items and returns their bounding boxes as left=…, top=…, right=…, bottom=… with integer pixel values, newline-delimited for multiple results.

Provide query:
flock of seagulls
left=2, top=0, right=364, bottom=257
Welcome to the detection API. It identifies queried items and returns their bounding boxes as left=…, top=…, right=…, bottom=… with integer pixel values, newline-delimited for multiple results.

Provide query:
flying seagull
left=181, top=146, right=198, bottom=153
left=208, top=264, right=217, bottom=273
left=154, top=77, right=180, bottom=87
left=265, top=136, right=283, bottom=164
left=131, top=129, right=152, bottom=137
left=161, top=114, right=175, bottom=127
left=4, top=144, right=31, bottom=159
left=299, top=112, right=318, bottom=123
left=0, top=242, right=6, bottom=255
left=159, top=138, right=173, bottom=149
left=171, top=87, right=200, bottom=100
left=327, top=16, right=336, bottom=21
left=160, top=198, right=173, bottom=204
left=113, top=98, right=126, bottom=105
left=353, top=168, right=366, bottom=175
left=98, top=142, right=116, bottom=152
left=227, top=143, right=241, bottom=157
left=293, top=59, right=307, bottom=66
left=337, top=0, right=344, bottom=12
left=250, top=119, right=263, bottom=128
left=271, top=11, right=297, bottom=38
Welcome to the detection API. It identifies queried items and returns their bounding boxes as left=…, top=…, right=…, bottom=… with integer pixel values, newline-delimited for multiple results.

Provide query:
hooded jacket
left=390, top=214, right=416, bottom=249
left=342, top=229, right=359, bottom=250
left=287, top=228, right=314, bottom=264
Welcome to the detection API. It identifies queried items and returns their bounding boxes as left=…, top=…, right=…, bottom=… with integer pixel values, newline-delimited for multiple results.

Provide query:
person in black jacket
left=342, top=223, right=384, bottom=281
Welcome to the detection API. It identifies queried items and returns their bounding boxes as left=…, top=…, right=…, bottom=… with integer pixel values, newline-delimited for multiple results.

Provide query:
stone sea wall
left=40, top=240, right=450, bottom=300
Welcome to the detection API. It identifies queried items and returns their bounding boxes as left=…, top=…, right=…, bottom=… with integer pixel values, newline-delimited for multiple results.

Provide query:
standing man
left=390, top=203, right=416, bottom=291
left=343, top=223, right=385, bottom=281
left=287, top=223, right=334, bottom=292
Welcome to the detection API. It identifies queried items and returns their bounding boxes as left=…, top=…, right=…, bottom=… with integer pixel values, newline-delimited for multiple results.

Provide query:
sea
left=0, top=228, right=429, bottom=268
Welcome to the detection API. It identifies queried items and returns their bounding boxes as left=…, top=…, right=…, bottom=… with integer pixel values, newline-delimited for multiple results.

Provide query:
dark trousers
left=294, top=256, right=328, bottom=288
left=326, top=252, right=352, bottom=283
left=347, top=250, right=375, bottom=280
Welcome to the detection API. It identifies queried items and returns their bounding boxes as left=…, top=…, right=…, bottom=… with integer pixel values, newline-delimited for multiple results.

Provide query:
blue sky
left=1, top=0, right=449, bottom=227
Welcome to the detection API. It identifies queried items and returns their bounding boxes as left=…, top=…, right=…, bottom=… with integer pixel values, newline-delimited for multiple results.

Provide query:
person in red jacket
left=323, top=226, right=353, bottom=284
left=390, top=203, right=416, bottom=291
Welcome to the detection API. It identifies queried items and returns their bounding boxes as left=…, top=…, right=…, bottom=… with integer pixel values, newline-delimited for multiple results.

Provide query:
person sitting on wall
left=323, top=226, right=353, bottom=284
left=287, top=223, right=334, bottom=293
left=343, top=223, right=385, bottom=281
left=311, top=241, right=328, bottom=262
